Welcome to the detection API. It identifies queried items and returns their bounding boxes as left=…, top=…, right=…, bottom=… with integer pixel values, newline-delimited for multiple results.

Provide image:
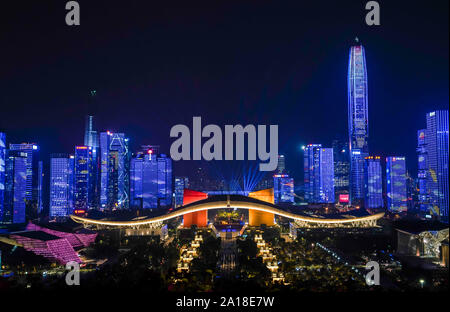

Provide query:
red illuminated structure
left=339, top=194, right=350, bottom=204
left=182, top=189, right=208, bottom=227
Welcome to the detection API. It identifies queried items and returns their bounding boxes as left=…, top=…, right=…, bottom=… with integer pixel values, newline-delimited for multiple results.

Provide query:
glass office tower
left=304, top=144, right=334, bottom=203
left=50, top=154, right=74, bottom=217
left=0, top=133, right=5, bottom=221
left=273, top=174, right=294, bottom=203
left=348, top=40, right=369, bottom=205
left=100, top=131, right=130, bottom=210
left=277, top=155, right=286, bottom=174
left=416, top=129, right=429, bottom=213
left=3, top=153, right=27, bottom=224
left=332, top=139, right=350, bottom=201
left=74, top=146, right=93, bottom=213
left=386, top=157, right=407, bottom=212
left=130, top=150, right=172, bottom=209
left=364, top=156, right=383, bottom=209
left=8, top=143, right=41, bottom=218
left=174, top=176, right=189, bottom=207
left=425, top=110, right=449, bottom=222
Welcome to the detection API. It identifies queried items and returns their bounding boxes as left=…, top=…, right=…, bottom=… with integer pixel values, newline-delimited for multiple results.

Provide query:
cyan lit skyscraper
left=50, top=154, right=74, bottom=218
left=273, top=174, right=294, bottom=204
left=425, top=110, right=449, bottom=222
left=386, top=157, right=407, bottom=213
left=304, top=144, right=334, bottom=203
left=364, top=156, right=383, bottom=209
left=130, top=149, right=172, bottom=209
left=348, top=39, right=369, bottom=205
left=100, top=131, right=130, bottom=210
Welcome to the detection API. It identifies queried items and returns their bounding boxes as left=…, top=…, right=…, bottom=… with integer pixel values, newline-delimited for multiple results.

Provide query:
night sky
left=1, top=0, right=448, bottom=185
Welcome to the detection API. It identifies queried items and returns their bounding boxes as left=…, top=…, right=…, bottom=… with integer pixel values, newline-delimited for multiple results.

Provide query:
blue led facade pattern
left=348, top=42, right=369, bottom=205
left=425, top=110, right=449, bottom=222
left=100, top=132, right=130, bottom=210
left=50, top=155, right=74, bottom=217
left=416, top=129, right=429, bottom=213
left=3, top=154, right=27, bottom=224
left=130, top=152, right=172, bottom=209
left=8, top=144, right=40, bottom=216
left=304, top=144, right=334, bottom=203
left=74, top=146, right=93, bottom=212
left=174, top=176, right=189, bottom=207
left=273, top=174, right=294, bottom=203
left=364, top=156, right=383, bottom=208
left=386, top=157, right=407, bottom=212
left=0, top=133, right=5, bottom=221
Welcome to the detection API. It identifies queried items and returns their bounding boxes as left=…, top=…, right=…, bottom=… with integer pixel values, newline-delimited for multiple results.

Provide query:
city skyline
left=1, top=1, right=448, bottom=184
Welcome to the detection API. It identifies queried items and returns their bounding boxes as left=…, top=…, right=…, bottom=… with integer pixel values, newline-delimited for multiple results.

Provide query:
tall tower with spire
left=347, top=39, right=369, bottom=206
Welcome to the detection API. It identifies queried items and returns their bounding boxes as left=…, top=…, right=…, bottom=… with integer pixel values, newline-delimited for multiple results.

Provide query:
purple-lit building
left=6, top=223, right=97, bottom=265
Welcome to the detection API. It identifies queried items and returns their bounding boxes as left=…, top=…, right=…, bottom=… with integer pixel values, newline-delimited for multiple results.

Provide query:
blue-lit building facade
left=2, top=153, right=27, bottom=224
left=332, top=139, right=350, bottom=201
left=364, top=156, right=383, bottom=209
left=174, top=176, right=189, bottom=207
left=386, top=157, right=407, bottom=213
left=0, top=133, right=5, bottom=221
left=304, top=144, right=334, bottom=203
left=50, top=154, right=74, bottom=218
left=100, top=131, right=130, bottom=210
left=273, top=174, right=294, bottom=204
left=130, top=150, right=172, bottom=209
left=425, top=110, right=449, bottom=222
left=348, top=42, right=369, bottom=205
left=416, top=129, right=429, bottom=213
left=84, top=115, right=100, bottom=210
left=8, top=143, right=41, bottom=218
left=74, top=146, right=93, bottom=213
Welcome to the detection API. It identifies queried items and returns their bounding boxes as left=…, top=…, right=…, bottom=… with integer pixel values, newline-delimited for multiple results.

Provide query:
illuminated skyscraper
left=50, top=154, right=74, bottom=218
left=273, top=174, right=294, bottom=203
left=2, top=153, right=27, bottom=224
left=348, top=39, right=369, bottom=205
left=83, top=115, right=99, bottom=209
left=130, top=149, right=172, bottom=209
left=304, top=144, right=334, bottom=203
left=174, top=176, right=189, bottom=207
left=425, top=110, right=449, bottom=222
left=332, top=139, right=350, bottom=200
left=74, top=146, right=93, bottom=213
left=0, top=133, right=5, bottom=220
left=386, top=157, right=407, bottom=212
left=100, top=131, right=130, bottom=210
left=8, top=143, right=41, bottom=218
left=416, top=129, right=429, bottom=213
left=364, top=156, right=383, bottom=209
left=277, top=155, right=286, bottom=174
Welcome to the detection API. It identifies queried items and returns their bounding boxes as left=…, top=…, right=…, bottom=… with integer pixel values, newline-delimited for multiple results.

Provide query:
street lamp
left=419, top=279, right=425, bottom=289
